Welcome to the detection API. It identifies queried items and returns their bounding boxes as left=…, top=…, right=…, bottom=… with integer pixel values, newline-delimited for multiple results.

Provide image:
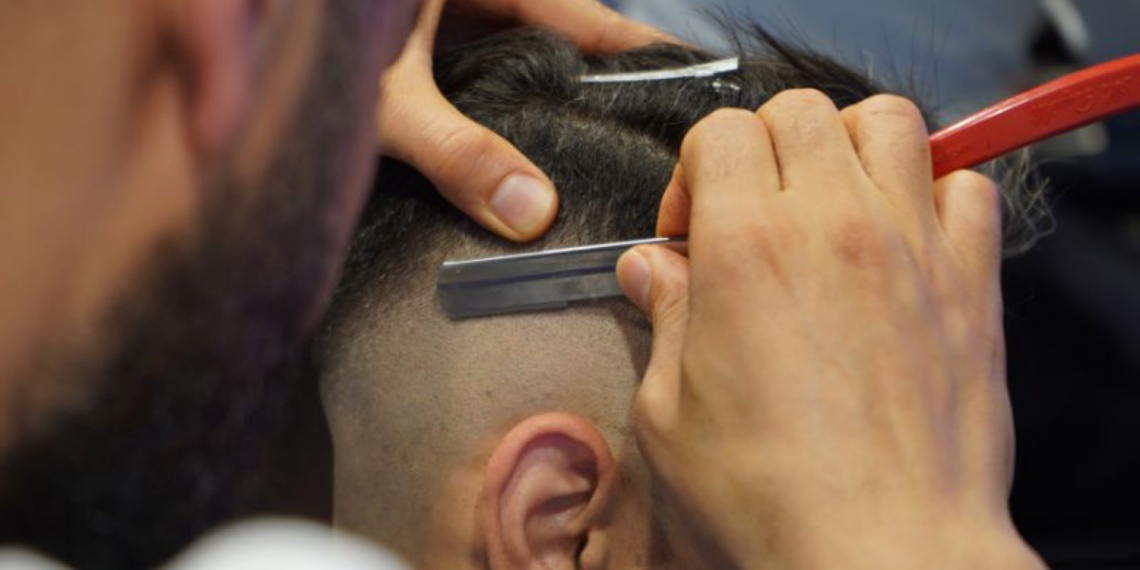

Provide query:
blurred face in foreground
left=0, top=0, right=418, bottom=567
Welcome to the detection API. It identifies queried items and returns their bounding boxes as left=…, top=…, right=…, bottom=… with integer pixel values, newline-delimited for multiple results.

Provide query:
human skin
left=0, top=0, right=663, bottom=462
left=0, top=1, right=666, bottom=563
left=617, top=92, right=1049, bottom=570
left=0, top=6, right=421, bottom=563
left=0, top=0, right=410, bottom=449
left=322, top=250, right=716, bottom=569
left=0, top=0, right=1046, bottom=566
left=377, top=0, right=672, bottom=241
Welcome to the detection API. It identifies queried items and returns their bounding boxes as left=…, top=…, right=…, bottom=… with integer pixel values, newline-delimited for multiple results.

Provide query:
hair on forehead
left=313, top=25, right=1047, bottom=561
left=319, top=26, right=1043, bottom=347
left=322, top=27, right=874, bottom=339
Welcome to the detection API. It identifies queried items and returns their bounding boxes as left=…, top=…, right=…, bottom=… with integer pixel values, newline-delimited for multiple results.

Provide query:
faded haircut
left=314, top=26, right=1048, bottom=563
left=320, top=26, right=1045, bottom=334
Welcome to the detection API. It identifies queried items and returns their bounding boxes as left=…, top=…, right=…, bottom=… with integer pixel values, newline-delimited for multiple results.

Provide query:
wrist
left=736, top=514, right=1047, bottom=570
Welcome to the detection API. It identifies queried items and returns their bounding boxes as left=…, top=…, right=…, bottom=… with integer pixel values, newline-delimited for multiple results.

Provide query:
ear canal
left=482, top=413, right=617, bottom=570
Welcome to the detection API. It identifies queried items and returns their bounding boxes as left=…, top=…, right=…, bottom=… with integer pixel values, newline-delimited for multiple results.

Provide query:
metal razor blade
left=437, top=237, right=688, bottom=319
left=437, top=53, right=1140, bottom=320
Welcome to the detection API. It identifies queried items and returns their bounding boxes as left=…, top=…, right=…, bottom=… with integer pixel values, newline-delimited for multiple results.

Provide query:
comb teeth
left=437, top=237, right=688, bottom=319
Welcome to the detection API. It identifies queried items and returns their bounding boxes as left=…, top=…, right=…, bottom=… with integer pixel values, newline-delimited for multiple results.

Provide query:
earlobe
left=483, top=413, right=617, bottom=570
left=165, top=0, right=265, bottom=156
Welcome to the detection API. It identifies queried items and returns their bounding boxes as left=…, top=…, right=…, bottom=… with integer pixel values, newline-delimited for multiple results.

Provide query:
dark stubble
left=0, top=3, right=377, bottom=569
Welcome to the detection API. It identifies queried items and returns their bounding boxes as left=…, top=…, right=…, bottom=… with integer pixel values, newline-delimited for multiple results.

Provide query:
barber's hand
left=378, top=0, right=670, bottom=241
left=616, top=92, right=1047, bottom=570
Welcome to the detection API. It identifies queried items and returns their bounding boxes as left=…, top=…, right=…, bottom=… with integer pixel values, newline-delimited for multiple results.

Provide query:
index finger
left=470, top=0, right=677, bottom=53
left=678, top=109, right=782, bottom=277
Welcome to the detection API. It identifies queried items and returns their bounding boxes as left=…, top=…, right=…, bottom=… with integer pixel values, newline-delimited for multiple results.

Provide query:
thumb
left=381, top=90, right=559, bottom=241
left=378, top=0, right=559, bottom=244
left=616, top=245, right=690, bottom=439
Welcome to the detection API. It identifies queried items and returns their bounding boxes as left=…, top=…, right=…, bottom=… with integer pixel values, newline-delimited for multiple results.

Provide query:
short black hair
left=325, top=26, right=1043, bottom=329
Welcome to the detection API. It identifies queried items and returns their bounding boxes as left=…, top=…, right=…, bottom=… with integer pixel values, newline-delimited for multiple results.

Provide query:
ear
left=483, top=413, right=617, bottom=570
left=166, top=0, right=273, bottom=156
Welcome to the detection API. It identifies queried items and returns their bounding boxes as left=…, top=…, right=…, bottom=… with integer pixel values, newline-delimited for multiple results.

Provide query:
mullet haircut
left=323, top=27, right=1045, bottom=331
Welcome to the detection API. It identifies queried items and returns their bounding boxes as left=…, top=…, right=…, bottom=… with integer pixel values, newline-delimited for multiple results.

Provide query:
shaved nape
left=314, top=23, right=1046, bottom=567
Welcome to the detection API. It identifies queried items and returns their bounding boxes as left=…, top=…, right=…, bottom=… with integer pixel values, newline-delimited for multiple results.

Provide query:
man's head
left=317, top=28, right=1042, bottom=569
left=0, top=0, right=417, bottom=567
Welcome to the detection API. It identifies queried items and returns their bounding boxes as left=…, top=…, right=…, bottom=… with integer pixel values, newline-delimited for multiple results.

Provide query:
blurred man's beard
left=0, top=7, right=373, bottom=569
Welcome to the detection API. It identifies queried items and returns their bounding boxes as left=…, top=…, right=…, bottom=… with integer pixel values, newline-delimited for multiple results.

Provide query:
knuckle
left=684, top=109, right=761, bottom=150
left=760, top=89, right=836, bottom=122
left=759, top=89, right=839, bottom=141
left=767, top=88, right=836, bottom=112
left=847, top=95, right=930, bottom=164
left=942, top=171, right=1003, bottom=232
left=856, top=94, right=925, bottom=123
left=425, top=123, right=498, bottom=193
left=946, top=169, right=1000, bottom=200
left=681, top=109, right=766, bottom=174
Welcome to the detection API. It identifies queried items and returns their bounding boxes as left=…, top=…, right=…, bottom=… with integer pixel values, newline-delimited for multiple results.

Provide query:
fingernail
left=620, top=249, right=652, bottom=312
left=490, top=174, right=556, bottom=236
